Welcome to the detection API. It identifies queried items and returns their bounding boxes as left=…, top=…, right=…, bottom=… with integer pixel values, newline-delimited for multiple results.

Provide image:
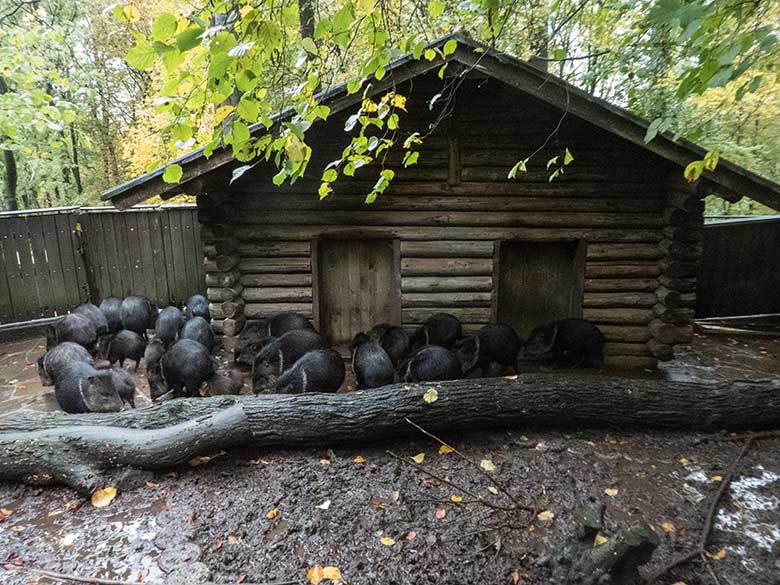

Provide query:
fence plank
left=27, top=216, right=56, bottom=318
left=0, top=220, right=18, bottom=321
left=53, top=213, right=84, bottom=309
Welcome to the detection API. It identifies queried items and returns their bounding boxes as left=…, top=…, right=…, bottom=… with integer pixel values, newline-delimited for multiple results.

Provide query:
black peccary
left=267, top=312, right=314, bottom=337
left=453, top=323, right=522, bottom=377
left=37, top=342, right=94, bottom=386
left=151, top=338, right=216, bottom=399
left=155, top=306, right=184, bottom=347
left=351, top=333, right=395, bottom=389
left=522, top=318, right=606, bottom=368
left=409, top=313, right=462, bottom=351
left=200, top=370, right=244, bottom=396
left=184, top=294, right=210, bottom=320
left=275, top=349, right=345, bottom=394
left=54, top=362, right=124, bottom=414
left=181, top=316, right=214, bottom=352
left=144, top=337, right=165, bottom=373
left=105, top=330, right=147, bottom=370
left=251, top=329, right=326, bottom=392
left=120, top=296, right=156, bottom=336
left=73, top=303, right=109, bottom=337
left=99, top=297, right=123, bottom=332
left=234, top=319, right=270, bottom=366
left=109, top=367, right=137, bottom=407
left=45, top=313, right=97, bottom=351
left=367, top=324, right=409, bottom=366
left=399, top=345, right=462, bottom=383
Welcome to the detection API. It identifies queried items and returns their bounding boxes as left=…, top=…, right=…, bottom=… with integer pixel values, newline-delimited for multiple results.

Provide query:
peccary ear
left=542, top=323, right=559, bottom=353
left=455, top=335, right=479, bottom=372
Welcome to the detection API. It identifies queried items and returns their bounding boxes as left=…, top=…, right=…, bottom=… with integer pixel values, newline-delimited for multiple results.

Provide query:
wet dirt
left=0, top=332, right=779, bottom=584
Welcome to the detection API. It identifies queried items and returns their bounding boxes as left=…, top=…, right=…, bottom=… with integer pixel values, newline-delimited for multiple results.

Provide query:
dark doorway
left=315, top=238, right=401, bottom=348
left=494, top=240, right=586, bottom=339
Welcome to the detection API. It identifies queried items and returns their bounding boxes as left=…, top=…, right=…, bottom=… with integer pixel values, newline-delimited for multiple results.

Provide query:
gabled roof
left=103, top=32, right=780, bottom=210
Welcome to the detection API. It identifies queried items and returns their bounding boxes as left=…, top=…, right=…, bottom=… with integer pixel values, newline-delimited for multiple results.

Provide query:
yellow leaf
left=266, top=508, right=279, bottom=520
left=672, top=582, right=688, bottom=585
left=487, top=486, right=499, bottom=495
left=362, top=99, right=378, bottom=113
left=451, top=495, right=463, bottom=503
left=411, top=453, right=425, bottom=464
left=214, top=105, right=234, bottom=124
left=711, top=475, right=723, bottom=482
left=354, top=456, right=366, bottom=463
left=239, top=4, right=254, bottom=17
left=423, top=388, right=438, bottom=403
left=389, top=93, right=407, bottom=111
left=594, top=534, right=609, bottom=546
left=188, top=456, right=211, bottom=467
left=662, top=521, right=675, bottom=532
left=307, top=565, right=324, bottom=584
left=438, top=444, right=454, bottom=455
left=91, top=487, right=117, bottom=509
left=604, top=488, right=619, bottom=497
left=707, top=548, right=727, bottom=560
left=537, top=510, right=554, bottom=522
left=679, top=457, right=690, bottom=466
left=480, top=459, right=496, bottom=472
left=228, top=535, right=239, bottom=544
left=123, top=5, right=140, bottom=22
left=323, top=566, right=342, bottom=580
left=145, top=481, right=158, bottom=488
left=380, top=536, right=395, bottom=546
left=512, top=570, right=520, bottom=584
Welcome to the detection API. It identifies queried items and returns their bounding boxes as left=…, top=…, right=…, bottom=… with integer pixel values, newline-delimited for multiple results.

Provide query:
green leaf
left=272, top=169, right=286, bottom=186
left=428, top=0, right=445, bottom=18
left=126, top=39, right=157, bottom=71
left=301, top=37, right=317, bottom=54
left=162, top=163, right=183, bottom=183
left=176, top=26, right=205, bottom=52
left=322, top=169, right=338, bottom=182
left=546, top=156, right=559, bottom=169
left=424, top=48, right=436, bottom=61
left=208, top=52, right=231, bottom=80
left=553, top=48, right=566, bottom=61
left=152, top=13, right=178, bottom=42
left=644, top=117, right=663, bottom=143
left=438, top=64, right=448, bottom=79
left=347, top=78, right=363, bottom=95
left=402, top=151, right=419, bottom=167
left=442, top=39, right=457, bottom=56
left=508, top=160, right=527, bottom=179
left=318, top=182, right=333, bottom=199
left=232, top=121, right=251, bottom=143
left=563, top=148, right=574, bottom=165
left=387, top=113, right=399, bottom=130
left=237, top=98, right=259, bottom=122
left=684, top=160, right=704, bottom=182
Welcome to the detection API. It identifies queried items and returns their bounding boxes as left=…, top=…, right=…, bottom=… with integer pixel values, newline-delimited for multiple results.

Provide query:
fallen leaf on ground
left=423, top=388, right=438, bottom=403
left=679, top=457, right=690, bottom=466
left=711, top=475, right=723, bottom=482
left=228, top=535, right=239, bottom=544
left=411, top=453, right=425, bottom=464
left=237, top=575, right=246, bottom=584
left=487, top=486, right=499, bottom=495
left=145, top=481, right=158, bottom=488
left=370, top=499, right=386, bottom=510
left=322, top=567, right=342, bottom=580
left=317, top=500, right=331, bottom=510
left=188, top=456, right=212, bottom=467
left=537, top=510, right=554, bottom=522
left=354, top=456, right=366, bottom=463
left=480, top=459, right=496, bottom=472
left=214, top=538, right=223, bottom=549
left=391, top=491, right=400, bottom=501
left=435, top=508, right=446, bottom=519
left=512, top=570, right=520, bottom=584
left=137, top=567, right=149, bottom=582
left=451, top=495, right=463, bottom=503
left=307, top=565, right=324, bottom=584
left=380, top=536, right=395, bottom=546
left=438, top=444, right=454, bottom=455
left=706, top=548, right=726, bottom=560
left=594, top=534, right=608, bottom=545
left=504, top=374, right=518, bottom=380
left=320, top=459, right=331, bottom=465
left=91, top=487, right=117, bottom=508
left=247, top=459, right=269, bottom=465
left=0, top=508, right=12, bottom=521
left=266, top=508, right=279, bottom=520
left=48, top=510, right=63, bottom=517
left=672, top=582, right=688, bottom=585
left=604, top=488, right=619, bottom=497
left=662, top=522, right=675, bottom=532
left=406, top=531, right=416, bottom=541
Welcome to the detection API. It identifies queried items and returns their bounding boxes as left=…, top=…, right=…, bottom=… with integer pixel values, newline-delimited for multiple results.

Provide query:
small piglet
left=351, top=332, right=395, bottom=389
left=275, top=349, right=345, bottom=394
left=150, top=338, right=215, bottom=399
left=38, top=342, right=94, bottom=386
left=453, top=323, right=522, bottom=377
left=155, top=306, right=184, bottom=348
left=184, top=294, right=210, bottom=321
left=103, top=330, right=146, bottom=370
left=120, top=296, right=156, bottom=336
left=410, top=313, right=462, bottom=352
left=46, top=313, right=97, bottom=351
left=251, top=329, right=327, bottom=391
left=99, top=297, right=123, bottom=333
left=54, top=362, right=124, bottom=414
left=73, top=303, right=110, bottom=338
left=522, top=318, right=605, bottom=368
left=181, top=316, right=214, bottom=352
left=399, top=345, right=462, bottom=383
left=367, top=324, right=409, bottom=367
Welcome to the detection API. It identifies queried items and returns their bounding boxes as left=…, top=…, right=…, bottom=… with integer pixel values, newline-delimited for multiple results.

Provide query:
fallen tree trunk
left=1, top=374, right=778, bottom=493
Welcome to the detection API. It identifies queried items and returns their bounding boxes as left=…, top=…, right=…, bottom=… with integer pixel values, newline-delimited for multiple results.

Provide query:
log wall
left=199, top=74, right=701, bottom=367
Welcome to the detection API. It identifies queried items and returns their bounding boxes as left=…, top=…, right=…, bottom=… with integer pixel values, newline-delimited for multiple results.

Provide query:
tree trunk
left=0, top=375, right=778, bottom=493
left=69, top=124, right=83, bottom=194
left=0, top=75, right=18, bottom=211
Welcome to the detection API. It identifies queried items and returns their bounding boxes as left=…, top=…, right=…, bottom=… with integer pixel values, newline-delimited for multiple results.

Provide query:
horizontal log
left=653, top=304, right=695, bottom=325
left=583, top=278, right=659, bottom=292
left=234, top=225, right=662, bottom=242
left=203, top=237, right=240, bottom=257
left=210, top=303, right=225, bottom=320
left=659, top=239, right=703, bottom=260
left=245, top=303, right=313, bottom=319
left=211, top=319, right=224, bottom=334
left=401, top=276, right=493, bottom=293
left=666, top=190, right=705, bottom=213
left=662, top=207, right=691, bottom=227
left=603, top=342, right=653, bottom=357
left=402, top=292, right=493, bottom=308
left=220, top=334, right=241, bottom=353
left=603, top=355, right=658, bottom=369
left=222, top=315, right=246, bottom=338
left=242, top=287, right=313, bottom=302
left=240, top=210, right=664, bottom=228
left=582, top=292, right=657, bottom=308
left=680, top=292, right=697, bottom=309
left=585, top=262, right=661, bottom=279
left=658, top=258, right=699, bottom=279
left=239, top=257, right=312, bottom=273
left=655, top=286, right=682, bottom=309
left=657, top=275, right=697, bottom=293
left=646, top=338, right=675, bottom=361
left=649, top=320, right=694, bottom=345
left=583, top=308, right=654, bottom=325
left=662, top=225, right=703, bottom=243
left=401, top=241, right=493, bottom=258
left=207, top=286, right=243, bottom=303
left=237, top=241, right=311, bottom=257
left=205, top=268, right=240, bottom=288
left=460, top=166, right=660, bottom=183
left=587, top=243, right=662, bottom=261
left=241, top=273, right=313, bottom=287
left=198, top=206, right=238, bottom=224
left=221, top=300, right=245, bottom=320
left=598, top=325, right=652, bottom=343
left=402, top=307, right=492, bottom=324
left=203, top=253, right=239, bottom=273
left=401, top=258, right=493, bottom=277
left=201, top=224, right=236, bottom=241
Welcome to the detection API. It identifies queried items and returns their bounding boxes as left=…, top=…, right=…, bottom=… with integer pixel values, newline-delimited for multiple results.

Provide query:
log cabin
left=103, top=33, right=780, bottom=368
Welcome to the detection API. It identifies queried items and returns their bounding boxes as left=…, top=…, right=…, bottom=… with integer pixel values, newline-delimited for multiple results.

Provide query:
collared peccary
left=99, top=297, right=123, bottom=332
left=105, top=330, right=146, bottom=370
left=73, top=303, right=109, bottom=337
left=234, top=319, right=270, bottom=366
left=351, top=333, right=395, bottom=389
left=409, top=313, right=462, bottom=351
left=275, top=349, right=345, bottom=394
left=522, top=318, right=605, bottom=368
left=120, top=296, right=156, bottom=336
left=109, top=367, right=137, bottom=407
left=453, top=323, right=522, bottom=377
left=199, top=370, right=244, bottom=396
left=267, top=312, right=314, bottom=337
left=144, top=337, right=165, bottom=373
left=398, top=345, right=462, bottom=383
left=367, top=324, right=409, bottom=366
left=252, top=329, right=326, bottom=392
left=181, top=316, right=214, bottom=352
left=184, top=294, right=210, bottom=321
left=45, top=313, right=97, bottom=351
left=150, top=338, right=216, bottom=399
left=37, top=342, right=94, bottom=386
left=54, top=362, right=124, bottom=414
left=155, top=306, right=184, bottom=348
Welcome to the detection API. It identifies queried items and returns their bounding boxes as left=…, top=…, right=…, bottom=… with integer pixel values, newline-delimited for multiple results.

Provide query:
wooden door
left=316, top=239, right=400, bottom=348
left=495, top=240, right=585, bottom=339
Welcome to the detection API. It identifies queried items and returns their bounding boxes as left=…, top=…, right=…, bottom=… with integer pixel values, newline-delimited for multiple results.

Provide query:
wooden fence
left=0, top=205, right=204, bottom=327
left=697, top=216, right=780, bottom=318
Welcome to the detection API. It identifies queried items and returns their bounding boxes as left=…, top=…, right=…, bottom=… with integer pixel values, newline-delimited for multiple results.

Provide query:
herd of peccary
left=237, top=311, right=606, bottom=394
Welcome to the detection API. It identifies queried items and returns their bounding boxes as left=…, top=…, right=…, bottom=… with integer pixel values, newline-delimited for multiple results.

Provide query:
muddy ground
left=0, top=332, right=779, bottom=585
